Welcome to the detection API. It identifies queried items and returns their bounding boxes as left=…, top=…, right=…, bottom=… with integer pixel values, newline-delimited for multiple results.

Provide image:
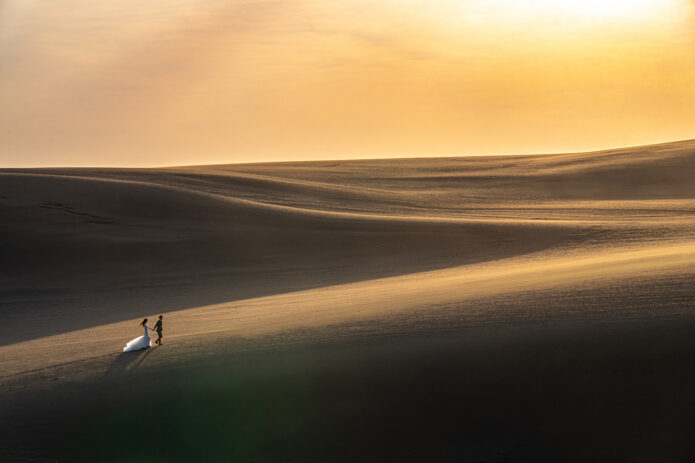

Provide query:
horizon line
left=2, top=137, right=694, bottom=170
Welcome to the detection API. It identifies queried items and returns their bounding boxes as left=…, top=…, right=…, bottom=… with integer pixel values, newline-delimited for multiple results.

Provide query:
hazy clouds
left=1, top=0, right=694, bottom=166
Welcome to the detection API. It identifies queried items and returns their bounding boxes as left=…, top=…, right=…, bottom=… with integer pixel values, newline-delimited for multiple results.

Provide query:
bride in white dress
left=123, top=318, right=153, bottom=352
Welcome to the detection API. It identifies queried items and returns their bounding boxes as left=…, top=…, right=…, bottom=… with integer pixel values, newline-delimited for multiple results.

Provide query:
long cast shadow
left=105, top=348, right=155, bottom=377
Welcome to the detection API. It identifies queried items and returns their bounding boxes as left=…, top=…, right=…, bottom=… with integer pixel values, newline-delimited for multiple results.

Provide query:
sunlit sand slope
left=1, top=239, right=694, bottom=380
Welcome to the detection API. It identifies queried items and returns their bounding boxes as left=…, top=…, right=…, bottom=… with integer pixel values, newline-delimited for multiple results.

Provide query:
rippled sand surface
left=1, top=140, right=694, bottom=462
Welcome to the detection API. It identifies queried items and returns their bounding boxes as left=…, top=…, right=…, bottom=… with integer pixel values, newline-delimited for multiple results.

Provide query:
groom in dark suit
left=154, top=315, right=164, bottom=345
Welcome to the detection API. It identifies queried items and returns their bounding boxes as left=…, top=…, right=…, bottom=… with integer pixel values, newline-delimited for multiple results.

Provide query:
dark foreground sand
left=1, top=140, right=695, bottom=461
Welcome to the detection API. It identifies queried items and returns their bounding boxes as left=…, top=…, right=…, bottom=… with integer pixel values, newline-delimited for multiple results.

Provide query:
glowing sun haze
left=1, top=0, right=694, bottom=167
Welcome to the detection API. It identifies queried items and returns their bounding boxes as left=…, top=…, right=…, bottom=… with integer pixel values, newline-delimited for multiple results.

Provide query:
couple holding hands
left=123, top=315, right=164, bottom=352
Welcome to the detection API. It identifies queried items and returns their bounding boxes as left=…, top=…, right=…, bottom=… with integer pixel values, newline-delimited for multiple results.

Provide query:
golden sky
left=1, top=0, right=694, bottom=167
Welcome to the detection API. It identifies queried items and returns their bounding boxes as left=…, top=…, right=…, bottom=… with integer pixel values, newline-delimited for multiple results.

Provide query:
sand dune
left=2, top=239, right=693, bottom=379
left=1, top=140, right=695, bottom=462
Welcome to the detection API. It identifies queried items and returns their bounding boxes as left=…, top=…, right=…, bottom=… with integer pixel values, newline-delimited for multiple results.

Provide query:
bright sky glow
left=503, top=0, right=675, bottom=20
left=1, top=0, right=694, bottom=167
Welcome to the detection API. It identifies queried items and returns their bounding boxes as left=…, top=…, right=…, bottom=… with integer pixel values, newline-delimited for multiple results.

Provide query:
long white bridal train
left=123, top=326, right=151, bottom=352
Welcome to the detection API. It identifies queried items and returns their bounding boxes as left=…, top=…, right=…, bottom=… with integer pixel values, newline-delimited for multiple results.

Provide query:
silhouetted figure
left=123, top=318, right=153, bottom=352
left=154, top=315, right=163, bottom=345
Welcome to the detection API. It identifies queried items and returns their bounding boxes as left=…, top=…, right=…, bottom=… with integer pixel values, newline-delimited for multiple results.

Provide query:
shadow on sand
left=105, top=347, right=156, bottom=377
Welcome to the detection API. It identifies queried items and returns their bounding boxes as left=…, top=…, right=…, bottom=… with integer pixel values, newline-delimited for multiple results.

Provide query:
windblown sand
left=1, top=140, right=694, bottom=462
